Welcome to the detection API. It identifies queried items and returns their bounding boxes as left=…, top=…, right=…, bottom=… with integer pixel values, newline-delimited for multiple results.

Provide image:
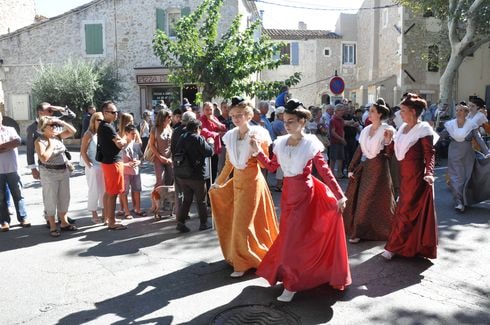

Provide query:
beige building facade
left=0, top=0, right=259, bottom=138
left=346, top=0, right=490, bottom=108
left=260, top=26, right=357, bottom=107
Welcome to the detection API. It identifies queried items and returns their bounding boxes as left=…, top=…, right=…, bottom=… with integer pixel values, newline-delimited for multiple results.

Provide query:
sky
left=35, top=0, right=365, bottom=31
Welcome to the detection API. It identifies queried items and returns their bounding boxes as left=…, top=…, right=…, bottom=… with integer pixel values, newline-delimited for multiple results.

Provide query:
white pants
left=85, top=165, right=105, bottom=211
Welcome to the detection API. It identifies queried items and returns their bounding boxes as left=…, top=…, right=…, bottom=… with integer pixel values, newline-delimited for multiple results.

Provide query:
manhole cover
left=210, top=304, right=300, bottom=325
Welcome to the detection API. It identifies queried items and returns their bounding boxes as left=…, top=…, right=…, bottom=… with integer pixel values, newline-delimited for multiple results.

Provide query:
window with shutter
left=291, top=42, right=299, bottom=65
left=84, top=23, right=104, bottom=55
left=342, top=43, right=356, bottom=65
left=156, top=8, right=166, bottom=31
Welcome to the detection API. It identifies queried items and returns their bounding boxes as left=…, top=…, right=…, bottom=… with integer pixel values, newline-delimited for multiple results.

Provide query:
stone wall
left=260, top=37, right=351, bottom=106
left=0, top=0, right=247, bottom=138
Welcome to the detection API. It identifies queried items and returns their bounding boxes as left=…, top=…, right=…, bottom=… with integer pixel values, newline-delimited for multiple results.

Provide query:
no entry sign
left=329, top=76, right=345, bottom=95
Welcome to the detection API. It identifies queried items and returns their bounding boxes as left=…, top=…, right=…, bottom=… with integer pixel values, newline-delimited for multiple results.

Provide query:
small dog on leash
left=150, top=185, right=175, bottom=220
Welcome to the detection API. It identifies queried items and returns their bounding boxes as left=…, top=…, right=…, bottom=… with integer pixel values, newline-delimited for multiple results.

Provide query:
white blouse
left=273, top=134, right=324, bottom=177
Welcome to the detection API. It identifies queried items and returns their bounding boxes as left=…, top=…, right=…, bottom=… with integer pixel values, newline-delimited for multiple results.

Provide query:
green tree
left=152, top=0, right=301, bottom=102
left=31, top=60, right=123, bottom=137
left=397, top=0, right=490, bottom=106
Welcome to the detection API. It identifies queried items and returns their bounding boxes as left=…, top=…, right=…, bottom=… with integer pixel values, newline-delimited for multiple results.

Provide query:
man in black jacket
left=174, top=119, right=214, bottom=233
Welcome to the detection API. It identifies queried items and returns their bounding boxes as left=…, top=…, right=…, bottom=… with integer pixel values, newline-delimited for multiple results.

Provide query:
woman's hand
left=423, top=175, right=434, bottom=185
left=249, top=136, right=262, bottom=156
left=384, top=128, right=394, bottom=145
left=337, top=198, right=347, bottom=213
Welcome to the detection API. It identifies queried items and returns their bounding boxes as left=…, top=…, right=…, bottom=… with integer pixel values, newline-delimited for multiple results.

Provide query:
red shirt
left=330, top=116, right=345, bottom=144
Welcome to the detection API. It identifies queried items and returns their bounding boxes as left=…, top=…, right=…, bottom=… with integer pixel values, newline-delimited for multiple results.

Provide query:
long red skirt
left=256, top=173, right=351, bottom=292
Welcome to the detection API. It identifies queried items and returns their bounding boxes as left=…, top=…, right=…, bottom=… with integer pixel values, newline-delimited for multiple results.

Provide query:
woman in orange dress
left=382, top=94, right=439, bottom=260
left=209, top=97, right=279, bottom=278
left=251, top=99, right=351, bottom=302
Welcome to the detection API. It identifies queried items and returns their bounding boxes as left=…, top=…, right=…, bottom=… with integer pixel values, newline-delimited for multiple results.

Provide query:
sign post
left=329, top=76, right=345, bottom=95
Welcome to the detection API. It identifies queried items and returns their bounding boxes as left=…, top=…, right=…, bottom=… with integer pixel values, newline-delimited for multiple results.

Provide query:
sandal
left=124, top=214, right=133, bottom=220
left=108, top=224, right=127, bottom=230
left=60, top=224, right=78, bottom=231
left=49, top=229, right=61, bottom=237
left=134, top=210, right=147, bottom=217
left=91, top=215, right=102, bottom=224
left=116, top=210, right=124, bottom=217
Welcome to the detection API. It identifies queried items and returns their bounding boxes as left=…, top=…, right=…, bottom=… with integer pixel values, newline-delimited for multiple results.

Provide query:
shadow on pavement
left=55, top=261, right=238, bottom=325
left=367, top=284, right=489, bottom=325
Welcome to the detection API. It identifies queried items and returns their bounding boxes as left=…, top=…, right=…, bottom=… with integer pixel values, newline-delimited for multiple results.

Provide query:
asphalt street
left=0, top=147, right=488, bottom=325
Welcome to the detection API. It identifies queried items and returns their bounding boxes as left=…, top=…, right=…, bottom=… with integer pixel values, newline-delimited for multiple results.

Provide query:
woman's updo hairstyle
left=230, top=95, right=253, bottom=117
left=400, top=93, right=427, bottom=117
left=284, top=99, right=312, bottom=120
left=373, top=98, right=392, bottom=120
left=469, top=97, right=485, bottom=109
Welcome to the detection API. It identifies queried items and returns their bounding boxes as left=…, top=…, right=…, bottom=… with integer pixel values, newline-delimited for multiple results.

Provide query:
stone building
left=345, top=0, right=490, bottom=107
left=0, top=0, right=36, bottom=113
left=260, top=24, right=355, bottom=107
left=0, top=0, right=259, bottom=138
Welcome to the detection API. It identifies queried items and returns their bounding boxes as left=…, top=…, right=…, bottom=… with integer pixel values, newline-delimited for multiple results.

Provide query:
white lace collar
left=223, top=125, right=271, bottom=169
left=444, top=119, right=478, bottom=142
left=394, top=121, right=439, bottom=161
left=359, top=123, right=395, bottom=159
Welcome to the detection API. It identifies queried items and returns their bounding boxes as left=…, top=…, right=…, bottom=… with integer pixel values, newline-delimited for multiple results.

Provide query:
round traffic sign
left=329, top=76, right=345, bottom=95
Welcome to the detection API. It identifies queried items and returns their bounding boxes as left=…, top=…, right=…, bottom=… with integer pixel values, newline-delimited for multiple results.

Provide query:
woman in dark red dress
left=251, top=99, right=351, bottom=302
left=382, top=94, right=439, bottom=260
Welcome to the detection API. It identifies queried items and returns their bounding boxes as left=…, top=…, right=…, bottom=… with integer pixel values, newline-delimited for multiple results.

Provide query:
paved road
left=1, top=147, right=488, bottom=324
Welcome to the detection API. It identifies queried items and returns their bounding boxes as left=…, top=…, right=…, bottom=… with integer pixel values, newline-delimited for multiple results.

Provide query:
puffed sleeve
left=313, top=152, right=345, bottom=200
left=420, top=135, right=435, bottom=177
left=256, top=151, right=280, bottom=173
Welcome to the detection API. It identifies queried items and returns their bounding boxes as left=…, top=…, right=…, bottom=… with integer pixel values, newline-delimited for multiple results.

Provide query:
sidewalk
left=0, top=147, right=488, bottom=324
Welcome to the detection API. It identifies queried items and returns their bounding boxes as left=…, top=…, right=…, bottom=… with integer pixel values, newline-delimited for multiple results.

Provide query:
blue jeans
left=0, top=172, right=28, bottom=225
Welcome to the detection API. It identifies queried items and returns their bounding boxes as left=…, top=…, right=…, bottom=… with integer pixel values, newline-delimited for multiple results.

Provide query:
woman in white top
left=442, top=103, right=489, bottom=212
left=80, top=112, right=105, bottom=223
left=343, top=100, right=396, bottom=243
left=209, top=97, right=279, bottom=279
left=251, top=99, right=351, bottom=302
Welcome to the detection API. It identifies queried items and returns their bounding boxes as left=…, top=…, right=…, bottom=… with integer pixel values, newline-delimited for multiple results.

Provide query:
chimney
left=298, top=21, right=307, bottom=30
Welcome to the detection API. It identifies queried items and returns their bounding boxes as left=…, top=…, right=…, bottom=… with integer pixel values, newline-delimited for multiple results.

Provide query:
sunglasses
left=105, top=111, right=118, bottom=115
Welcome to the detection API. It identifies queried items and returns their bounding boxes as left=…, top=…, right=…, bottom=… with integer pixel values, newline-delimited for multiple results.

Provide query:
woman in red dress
left=251, top=99, right=351, bottom=302
left=382, top=94, right=439, bottom=260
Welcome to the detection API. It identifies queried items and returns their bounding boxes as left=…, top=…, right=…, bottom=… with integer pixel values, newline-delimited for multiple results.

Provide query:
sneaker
left=349, top=237, right=361, bottom=243
left=176, top=223, right=190, bottom=233
left=1, top=223, right=9, bottom=232
left=199, top=222, right=212, bottom=231
left=277, top=289, right=296, bottom=302
left=230, top=271, right=245, bottom=278
left=381, top=250, right=395, bottom=260
left=455, top=203, right=465, bottom=212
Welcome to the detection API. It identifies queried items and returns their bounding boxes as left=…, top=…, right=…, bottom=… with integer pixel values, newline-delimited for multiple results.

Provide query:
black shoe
left=176, top=222, right=190, bottom=233
left=67, top=217, right=76, bottom=224
left=199, top=222, right=212, bottom=231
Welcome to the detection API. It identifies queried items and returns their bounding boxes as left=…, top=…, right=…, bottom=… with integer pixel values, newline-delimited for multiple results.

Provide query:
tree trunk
left=439, top=52, right=464, bottom=113
left=202, top=83, right=216, bottom=103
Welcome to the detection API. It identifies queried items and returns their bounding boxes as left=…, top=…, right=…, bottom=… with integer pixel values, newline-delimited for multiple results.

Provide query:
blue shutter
left=156, top=8, right=166, bottom=31
left=85, top=24, right=103, bottom=55
left=291, top=42, right=299, bottom=65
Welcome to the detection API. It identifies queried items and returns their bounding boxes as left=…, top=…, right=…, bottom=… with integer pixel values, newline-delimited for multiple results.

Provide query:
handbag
left=143, top=145, right=155, bottom=162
